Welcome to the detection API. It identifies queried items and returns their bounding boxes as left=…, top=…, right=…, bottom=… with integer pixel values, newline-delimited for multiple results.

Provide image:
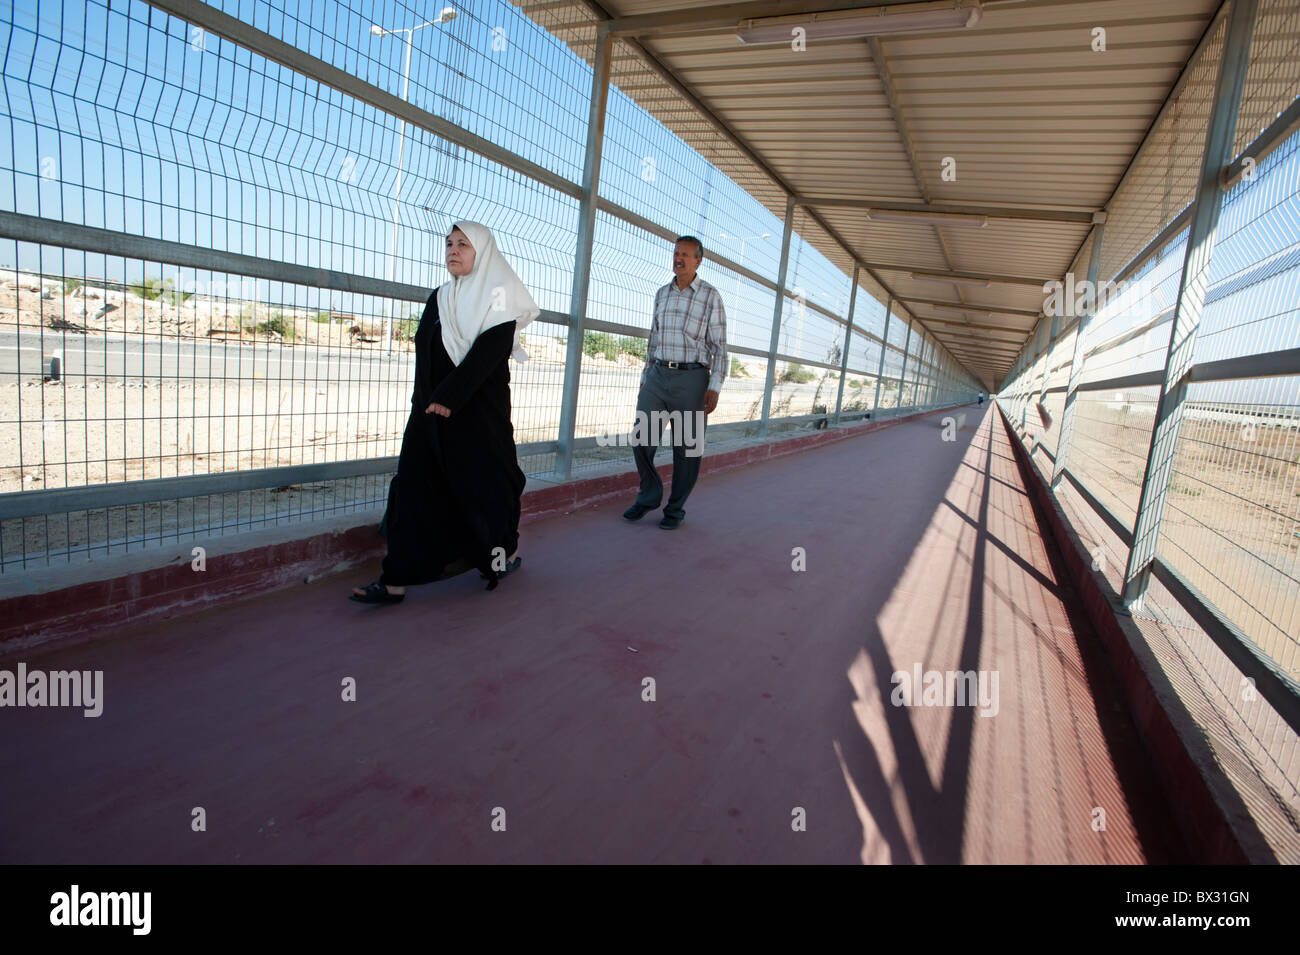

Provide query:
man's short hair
left=675, top=235, right=704, bottom=260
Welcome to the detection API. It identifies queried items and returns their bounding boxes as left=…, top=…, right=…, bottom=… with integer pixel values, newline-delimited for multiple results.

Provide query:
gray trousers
left=632, top=365, right=710, bottom=518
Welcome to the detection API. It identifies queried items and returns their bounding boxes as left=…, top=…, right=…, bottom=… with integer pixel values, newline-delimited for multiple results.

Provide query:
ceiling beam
left=603, top=0, right=923, bottom=37
left=946, top=348, right=1013, bottom=361
left=868, top=264, right=1052, bottom=287
left=941, top=334, right=1021, bottom=350
left=900, top=296, right=1041, bottom=317
left=942, top=344, right=1020, bottom=358
left=934, top=336, right=1023, bottom=353
left=860, top=32, right=982, bottom=380
left=799, top=197, right=1101, bottom=225
left=915, top=315, right=1030, bottom=336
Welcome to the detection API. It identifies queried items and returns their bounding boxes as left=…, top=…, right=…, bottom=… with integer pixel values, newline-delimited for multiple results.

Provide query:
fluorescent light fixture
left=866, top=208, right=989, bottom=228
left=737, top=3, right=982, bottom=44
left=911, top=272, right=991, bottom=287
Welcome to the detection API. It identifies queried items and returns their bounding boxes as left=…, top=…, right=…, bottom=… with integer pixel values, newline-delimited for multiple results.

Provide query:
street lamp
left=371, top=7, right=457, bottom=355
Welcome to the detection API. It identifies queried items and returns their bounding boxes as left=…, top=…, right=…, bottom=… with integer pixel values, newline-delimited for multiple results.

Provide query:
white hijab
left=436, top=221, right=539, bottom=365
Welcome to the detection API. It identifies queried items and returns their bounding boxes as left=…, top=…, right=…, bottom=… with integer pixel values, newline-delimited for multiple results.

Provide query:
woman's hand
left=425, top=402, right=451, bottom=418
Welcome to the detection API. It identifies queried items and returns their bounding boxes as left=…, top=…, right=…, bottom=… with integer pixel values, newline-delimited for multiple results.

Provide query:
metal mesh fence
left=0, top=0, right=978, bottom=570
left=997, top=2, right=1300, bottom=862
left=1097, top=14, right=1226, bottom=284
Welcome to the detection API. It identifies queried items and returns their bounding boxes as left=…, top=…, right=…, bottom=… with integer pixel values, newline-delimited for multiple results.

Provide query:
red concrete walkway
left=0, top=407, right=1186, bottom=863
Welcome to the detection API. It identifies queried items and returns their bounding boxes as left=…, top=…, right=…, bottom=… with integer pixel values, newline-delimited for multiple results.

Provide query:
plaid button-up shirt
left=643, top=274, right=728, bottom=393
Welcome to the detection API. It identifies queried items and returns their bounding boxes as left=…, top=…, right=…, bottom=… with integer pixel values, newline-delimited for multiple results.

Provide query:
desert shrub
left=583, top=331, right=619, bottom=361
left=129, top=277, right=193, bottom=305
left=257, top=312, right=295, bottom=340
left=392, top=316, right=419, bottom=342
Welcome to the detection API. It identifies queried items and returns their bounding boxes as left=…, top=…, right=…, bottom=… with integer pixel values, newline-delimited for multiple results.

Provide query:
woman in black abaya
left=351, top=220, right=538, bottom=604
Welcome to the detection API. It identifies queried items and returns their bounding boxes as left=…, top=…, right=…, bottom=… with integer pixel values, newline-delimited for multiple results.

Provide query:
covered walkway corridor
left=1, top=0, right=1297, bottom=868
left=0, top=407, right=1186, bottom=863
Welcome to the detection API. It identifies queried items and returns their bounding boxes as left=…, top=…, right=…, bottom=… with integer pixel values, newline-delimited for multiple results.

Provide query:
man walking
left=623, top=236, right=727, bottom=529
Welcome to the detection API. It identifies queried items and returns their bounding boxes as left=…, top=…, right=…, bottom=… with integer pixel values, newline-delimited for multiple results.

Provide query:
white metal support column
left=555, top=24, right=613, bottom=479
left=1123, top=0, right=1259, bottom=608
left=909, top=343, right=920, bottom=410
left=872, top=297, right=894, bottom=416
left=896, top=318, right=912, bottom=415
left=920, top=360, right=932, bottom=409
left=906, top=336, right=923, bottom=410
left=760, top=197, right=797, bottom=437
left=1020, top=320, right=1043, bottom=432
left=833, top=263, right=861, bottom=424
left=1051, top=223, right=1106, bottom=489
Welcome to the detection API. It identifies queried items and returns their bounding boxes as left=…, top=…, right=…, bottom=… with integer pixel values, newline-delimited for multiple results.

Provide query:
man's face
left=673, top=241, right=701, bottom=279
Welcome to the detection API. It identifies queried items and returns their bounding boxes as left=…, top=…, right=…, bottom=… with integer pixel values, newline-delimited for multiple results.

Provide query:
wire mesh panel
left=841, top=337, right=880, bottom=416
left=994, top=6, right=1300, bottom=860
left=4, top=0, right=921, bottom=569
left=1097, top=15, right=1227, bottom=284
left=1157, top=127, right=1300, bottom=678
left=1233, top=0, right=1300, bottom=159
left=1, top=0, right=622, bottom=567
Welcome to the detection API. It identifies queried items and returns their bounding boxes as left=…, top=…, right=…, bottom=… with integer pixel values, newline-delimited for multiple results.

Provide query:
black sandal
left=350, top=581, right=405, bottom=604
left=484, top=556, right=522, bottom=591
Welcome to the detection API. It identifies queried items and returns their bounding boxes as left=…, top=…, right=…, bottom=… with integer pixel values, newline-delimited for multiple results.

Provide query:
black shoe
left=623, top=503, right=655, bottom=521
left=658, top=514, right=684, bottom=530
left=484, top=556, right=522, bottom=591
left=350, top=581, right=405, bottom=604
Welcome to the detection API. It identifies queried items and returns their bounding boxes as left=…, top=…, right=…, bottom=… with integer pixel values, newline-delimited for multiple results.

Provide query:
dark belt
left=653, top=359, right=707, bottom=370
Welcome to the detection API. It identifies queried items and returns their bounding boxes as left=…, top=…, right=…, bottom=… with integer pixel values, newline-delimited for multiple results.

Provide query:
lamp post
left=371, top=7, right=457, bottom=356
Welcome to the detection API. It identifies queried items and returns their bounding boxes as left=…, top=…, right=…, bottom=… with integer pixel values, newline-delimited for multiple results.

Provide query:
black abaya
left=379, top=291, right=525, bottom=587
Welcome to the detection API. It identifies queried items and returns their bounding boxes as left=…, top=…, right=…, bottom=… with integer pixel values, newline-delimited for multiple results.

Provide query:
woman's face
left=446, top=228, right=476, bottom=277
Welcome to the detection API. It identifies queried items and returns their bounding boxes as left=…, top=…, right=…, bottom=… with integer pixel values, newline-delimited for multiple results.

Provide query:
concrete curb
left=996, top=404, right=1260, bottom=864
left=1, top=404, right=969, bottom=657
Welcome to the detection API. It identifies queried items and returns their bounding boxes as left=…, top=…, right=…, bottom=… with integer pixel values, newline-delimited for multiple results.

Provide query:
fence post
left=833, top=263, right=860, bottom=425
left=760, top=197, right=797, bottom=437
left=1051, top=223, right=1106, bottom=489
left=872, top=297, right=894, bottom=416
left=555, top=24, right=613, bottom=479
left=1123, top=0, right=1259, bottom=610
left=896, top=318, right=912, bottom=415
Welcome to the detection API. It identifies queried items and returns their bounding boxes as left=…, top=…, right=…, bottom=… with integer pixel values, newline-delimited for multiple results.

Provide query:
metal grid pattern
left=1198, top=132, right=1300, bottom=363
left=1078, top=229, right=1190, bottom=386
left=998, top=3, right=1300, bottom=861
left=1233, top=0, right=1300, bottom=157
left=1098, top=16, right=1226, bottom=284
left=1155, top=130, right=1300, bottom=678
left=1, top=0, right=978, bottom=568
left=1160, top=378, right=1299, bottom=676
left=214, top=0, right=593, bottom=183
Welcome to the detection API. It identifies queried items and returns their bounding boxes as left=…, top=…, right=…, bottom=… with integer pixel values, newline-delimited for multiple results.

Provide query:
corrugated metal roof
left=511, top=0, right=1225, bottom=388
